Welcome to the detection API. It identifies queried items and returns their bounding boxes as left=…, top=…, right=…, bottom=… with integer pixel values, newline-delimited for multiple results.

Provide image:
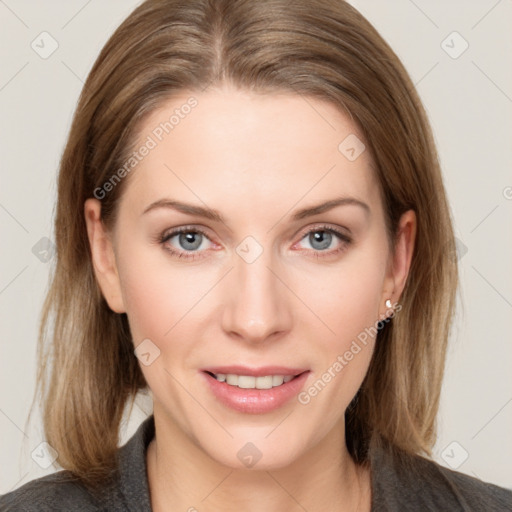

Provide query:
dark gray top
left=1, top=414, right=511, bottom=511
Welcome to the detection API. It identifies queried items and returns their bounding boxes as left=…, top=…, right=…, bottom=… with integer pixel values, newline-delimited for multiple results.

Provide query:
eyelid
left=160, top=225, right=216, bottom=246
left=295, top=222, right=352, bottom=240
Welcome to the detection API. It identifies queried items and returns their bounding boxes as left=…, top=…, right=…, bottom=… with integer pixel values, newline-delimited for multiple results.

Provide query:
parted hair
left=30, top=0, right=458, bottom=489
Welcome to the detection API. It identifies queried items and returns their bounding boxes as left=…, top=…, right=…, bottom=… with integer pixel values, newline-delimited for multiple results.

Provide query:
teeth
left=213, top=373, right=296, bottom=389
left=270, top=375, right=282, bottom=387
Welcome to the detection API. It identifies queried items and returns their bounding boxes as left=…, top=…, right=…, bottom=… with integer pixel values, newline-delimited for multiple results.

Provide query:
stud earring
left=385, top=299, right=392, bottom=308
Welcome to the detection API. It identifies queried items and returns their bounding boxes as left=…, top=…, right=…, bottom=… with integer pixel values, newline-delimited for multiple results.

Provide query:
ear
left=380, top=209, right=417, bottom=316
left=84, top=198, right=126, bottom=313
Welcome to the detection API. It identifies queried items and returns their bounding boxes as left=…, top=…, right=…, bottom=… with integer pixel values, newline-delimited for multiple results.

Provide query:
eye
left=294, top=224, right=352, bottom=259
left=159, top=226, right=214, bottom=260
left=158, top=224, right=352, bottom=261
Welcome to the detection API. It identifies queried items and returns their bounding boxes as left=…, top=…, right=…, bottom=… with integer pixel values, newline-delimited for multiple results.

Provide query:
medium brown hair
left=30, top=0, right=458, bottom=488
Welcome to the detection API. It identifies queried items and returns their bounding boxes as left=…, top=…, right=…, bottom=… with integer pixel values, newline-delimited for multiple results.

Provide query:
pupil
left=311, top=231, right=331, bottom=250
left=181, top=232, right=201, bottom=250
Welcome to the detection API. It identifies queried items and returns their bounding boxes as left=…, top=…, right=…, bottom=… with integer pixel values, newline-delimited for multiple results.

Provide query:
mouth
left=200, top=366, right=310, bottom=414
left=204, top=370, right=305, bottom=389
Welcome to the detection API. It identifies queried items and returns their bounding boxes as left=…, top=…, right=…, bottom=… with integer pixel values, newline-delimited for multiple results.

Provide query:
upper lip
left=201, top=365, right=309, bottom=377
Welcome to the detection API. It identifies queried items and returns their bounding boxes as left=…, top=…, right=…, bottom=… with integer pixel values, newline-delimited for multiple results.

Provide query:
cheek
left=115, top=243, right=201, bottom=345
left=338, top=263, right=384, bottom=332
left=299, top=252, right=386, bottom=344
left=293, top=243, right=386, bottom=406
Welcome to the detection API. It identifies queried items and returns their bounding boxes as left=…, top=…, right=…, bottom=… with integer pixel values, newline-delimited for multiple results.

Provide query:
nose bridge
left=221, top=236, right=291, bottom=342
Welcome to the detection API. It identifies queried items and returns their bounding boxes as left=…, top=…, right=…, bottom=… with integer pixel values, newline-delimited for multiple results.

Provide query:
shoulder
left=370, top=439, right=512, bottom=511
left=0, top=470, right=121, bottom=512
left=411, top=454, right=512, bottom=511
left=0, top=415, right=155, bottom=512
left=435, top=463, right=512, bottom=509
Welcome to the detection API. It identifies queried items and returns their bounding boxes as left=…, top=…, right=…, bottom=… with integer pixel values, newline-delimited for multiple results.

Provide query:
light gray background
left=1, top=0, right=511, bottom=494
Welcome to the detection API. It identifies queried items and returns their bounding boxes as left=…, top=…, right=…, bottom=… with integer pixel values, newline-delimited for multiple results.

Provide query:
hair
left=29, top=0, right=458, bottom=490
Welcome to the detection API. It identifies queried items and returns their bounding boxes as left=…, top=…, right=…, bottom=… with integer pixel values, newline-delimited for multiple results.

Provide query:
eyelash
left=158, top=224, right=352, bottom=261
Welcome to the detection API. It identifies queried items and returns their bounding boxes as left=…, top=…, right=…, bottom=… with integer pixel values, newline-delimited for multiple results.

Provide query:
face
left=85, top=84, right=415, bottom=470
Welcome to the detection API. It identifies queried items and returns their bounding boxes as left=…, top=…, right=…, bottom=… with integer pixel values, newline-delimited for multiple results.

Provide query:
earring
left=385, top=299, right=392, bottom=308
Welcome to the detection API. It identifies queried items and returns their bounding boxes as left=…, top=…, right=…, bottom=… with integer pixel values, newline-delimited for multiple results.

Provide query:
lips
left=200, top=366, right=310, bottom=414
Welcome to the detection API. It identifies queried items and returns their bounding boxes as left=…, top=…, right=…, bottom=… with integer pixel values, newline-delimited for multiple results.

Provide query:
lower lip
left=202, top=371, right=310, bottom=414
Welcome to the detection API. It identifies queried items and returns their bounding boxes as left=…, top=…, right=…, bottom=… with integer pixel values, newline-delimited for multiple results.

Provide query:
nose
left=221, top=244, right=293, bottom=344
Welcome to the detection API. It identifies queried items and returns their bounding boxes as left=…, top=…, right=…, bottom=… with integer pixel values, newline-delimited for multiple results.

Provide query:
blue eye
left=159, top=224, right=352, bottom=261
left=160, top=227, right=212, bottom=260
left=295, top=225, right=352, bottom=259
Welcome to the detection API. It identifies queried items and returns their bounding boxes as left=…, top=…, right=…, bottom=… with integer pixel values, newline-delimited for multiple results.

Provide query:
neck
left=147, top=405, right=371, bottom=512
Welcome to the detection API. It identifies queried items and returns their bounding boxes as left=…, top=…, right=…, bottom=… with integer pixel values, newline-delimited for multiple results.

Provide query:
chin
left=196, top=428, right=310, bottom=472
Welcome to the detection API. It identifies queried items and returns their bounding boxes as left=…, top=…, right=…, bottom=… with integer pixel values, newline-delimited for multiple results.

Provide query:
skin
left=84, top=84, right=416, bottom=512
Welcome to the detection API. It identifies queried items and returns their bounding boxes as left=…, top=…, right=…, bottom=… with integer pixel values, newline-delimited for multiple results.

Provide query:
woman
left=1, top=0, right=511, bottom=510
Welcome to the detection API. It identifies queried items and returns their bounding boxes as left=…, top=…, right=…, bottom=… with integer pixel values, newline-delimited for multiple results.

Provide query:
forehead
left=119, top=86, right=380, bottom=220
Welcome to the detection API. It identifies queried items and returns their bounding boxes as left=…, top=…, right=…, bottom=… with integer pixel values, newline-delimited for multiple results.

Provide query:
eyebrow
left=142, top=196, right=370, bottom=223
